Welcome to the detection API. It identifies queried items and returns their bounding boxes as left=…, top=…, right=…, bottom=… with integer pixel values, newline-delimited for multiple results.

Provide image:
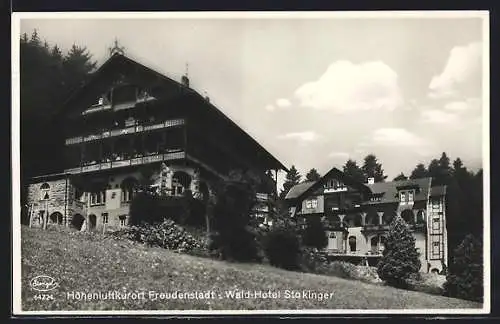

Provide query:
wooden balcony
left=65, top=118, right=185, bottom=145
left=65, top=151, right=186, bottom=174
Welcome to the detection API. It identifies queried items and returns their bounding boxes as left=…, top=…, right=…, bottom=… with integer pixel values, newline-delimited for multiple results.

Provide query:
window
left=102, top=213, right=109, bottom=224
left=40, top=183, right=50, bottom=201
left=432, top=241, right=441, bottom=257
left=121, top=188, right=133, bottom=202
left=432, top=217, right=440, bottom=230
left=408, top=191, right=414, bottom=203
left=90, top=191, right=106, bottom=206
left=119, top=215, right=127, bottom=227
left=400, top=191, right=406, bottom=204
left=306, top=199, right=318, bottom=209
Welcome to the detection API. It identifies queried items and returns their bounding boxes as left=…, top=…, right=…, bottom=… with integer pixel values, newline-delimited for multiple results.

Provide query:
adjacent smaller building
left=285, top=167, right=448, bottom=273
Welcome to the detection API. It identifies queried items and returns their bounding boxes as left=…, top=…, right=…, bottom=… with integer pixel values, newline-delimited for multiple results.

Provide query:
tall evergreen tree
left=20, top=30, right=98, bottom=223
left=444, top=234, right=483, bottom=302
left=377, top=216, right=421, bottom=288
left=361, top=154, right=387, bottom=182
left=436, top=152, right=453, bottom=185
left=409, top=163, right=428, bottom=179
left=305, top=168, right=321, bottom=182
left=279, top=165, right=301, bottom=200
left=393, top=172, right=408, bottom=181
left=301, top=217, right=328, bottom=250
left=342, top=159, right=365, bottom=183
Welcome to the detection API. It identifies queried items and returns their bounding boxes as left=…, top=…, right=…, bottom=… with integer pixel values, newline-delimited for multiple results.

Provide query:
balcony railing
left=65, top=151, right=186, bottom=174
left=362, top=224, right=391, bottom=232
left=82, top=96, right=156, bottom=115
left=65, top=118, right=185, bottom=145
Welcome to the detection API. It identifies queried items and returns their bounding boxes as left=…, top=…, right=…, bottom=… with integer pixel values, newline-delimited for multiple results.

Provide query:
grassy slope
left=20, top=226, right=482, bottom=311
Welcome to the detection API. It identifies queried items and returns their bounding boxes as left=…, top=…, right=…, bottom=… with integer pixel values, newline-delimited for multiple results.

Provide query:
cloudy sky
left=18, top=12, right=487, bottom=189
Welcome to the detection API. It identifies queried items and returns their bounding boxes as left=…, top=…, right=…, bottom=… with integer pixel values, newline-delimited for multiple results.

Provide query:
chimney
left=181, top=75, right=190, bottom=88
left=367, top=177, right=375, bottom=184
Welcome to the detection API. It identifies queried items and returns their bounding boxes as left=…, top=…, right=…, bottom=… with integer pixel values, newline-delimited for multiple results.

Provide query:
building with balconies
left=285, top=167, right=448, bottom=273
left=26, top=53, right=287, bottom=232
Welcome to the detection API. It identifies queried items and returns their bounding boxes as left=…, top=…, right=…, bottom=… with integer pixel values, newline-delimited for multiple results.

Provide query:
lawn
left=20, top=226, right=483, bottom=312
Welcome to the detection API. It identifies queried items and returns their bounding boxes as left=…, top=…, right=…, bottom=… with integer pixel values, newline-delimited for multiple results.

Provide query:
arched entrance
left=49, top=212, right=63, bottom=225
left=401, top=209, right=415, bottom=225
left=365, top=208, right=380, bottom=225
left=382, top=210, right=397, bottom=225
left=71, top=214, right=85, bottom=230
left=172, top=171, right=192, bottom=196
left=348, top=236, right=357, bottom=252
left=89, top=214, right=97, bottom=229
left=416, top=210, right=426, bottom=224
left=344, top=213, right=363, bottom=227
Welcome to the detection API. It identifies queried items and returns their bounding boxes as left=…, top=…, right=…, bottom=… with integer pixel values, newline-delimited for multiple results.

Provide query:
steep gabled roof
left=285, top=167, right=372, bottom=202
left=285, top=181, right=316, bottom=200
left=57, top=53, right=288, bottom=172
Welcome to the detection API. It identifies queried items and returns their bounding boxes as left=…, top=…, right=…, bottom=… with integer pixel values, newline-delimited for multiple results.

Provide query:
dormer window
left=408, top=191, right=414, bottom=203
left=400, top=192, right=406, bottom=204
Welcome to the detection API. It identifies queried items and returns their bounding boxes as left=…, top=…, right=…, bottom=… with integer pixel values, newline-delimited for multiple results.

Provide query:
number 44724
left=33, top=294, right=54, bottom=301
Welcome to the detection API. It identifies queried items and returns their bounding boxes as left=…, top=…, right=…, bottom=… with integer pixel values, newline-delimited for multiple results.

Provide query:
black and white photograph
left=11, top=11, right=489, bottom=315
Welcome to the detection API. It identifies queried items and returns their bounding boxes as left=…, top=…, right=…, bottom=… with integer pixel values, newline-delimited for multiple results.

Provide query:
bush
left=112, top=219, right=207, bottom=256
left=405, top=272, right=446, bottom=296
left=129, top=191, right=163, bottom=225
left=263, top=225, right=301, bottom=270
left=377, top=216, right=421, bottom=288
left=444, top=234, right=483, bottom=302
left=210, top=174, right=261, bottom=263
left=301, top=217, right=328, bottom=250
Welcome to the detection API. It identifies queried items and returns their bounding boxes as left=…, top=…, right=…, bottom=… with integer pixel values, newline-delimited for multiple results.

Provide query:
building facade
left=26, top=53, right=287, bottom=232
left=285, top=168, right=448, bottom=273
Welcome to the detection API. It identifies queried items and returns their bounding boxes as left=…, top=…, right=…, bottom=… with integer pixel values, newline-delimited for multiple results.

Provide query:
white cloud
left=277, top=131, right=322, bottom=143
left=294, top=60, right=403, bottom=112
left=276, top=98, right=292, bottom=108
left=420, top=109, right=460, bottom=124
left=364, top=128, right=431, bottom=149
left=429, top=41, right=482, bottom=99
left=265, top=98, right=292, bottom=112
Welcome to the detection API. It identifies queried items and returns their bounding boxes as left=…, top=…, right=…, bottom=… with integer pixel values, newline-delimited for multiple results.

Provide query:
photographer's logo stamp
left=30, top=275, right=59, bottom=292
left=29, top=275, right=58, bottom=301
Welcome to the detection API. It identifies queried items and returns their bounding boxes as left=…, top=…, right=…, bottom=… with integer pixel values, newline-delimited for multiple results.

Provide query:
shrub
left=377, top=216, right=421, bottom=288
left=210, top=172, right=261, bottom=262
left=299, top=247, right=329, bottom=273
left=263, top=225, right=301, bottom=270
left=319, top=261, right=357, bottom=279
left=301, top=217, right=328, bottom=250
left=129, top=191, right=163, bottom=225
left=112, top=219, right=206, bottom=255
left=444, top=234, right=483, bottom=302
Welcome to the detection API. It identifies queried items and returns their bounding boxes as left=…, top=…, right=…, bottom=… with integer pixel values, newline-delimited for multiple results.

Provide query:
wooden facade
left=27, top=53, right=287, bottom=232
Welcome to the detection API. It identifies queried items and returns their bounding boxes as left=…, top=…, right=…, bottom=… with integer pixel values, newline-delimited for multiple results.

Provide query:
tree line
left=20, top=29, right=97, bottom=215
left=280, top=152, right=483, bottom=253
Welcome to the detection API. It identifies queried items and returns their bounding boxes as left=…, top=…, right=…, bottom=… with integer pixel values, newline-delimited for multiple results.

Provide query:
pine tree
left=377, top=216, right=421, bottom=288
left=393, top=172, right=408, bottom=181
left=444, top=234, right=483, bottom=302
left=361, top=154, right=387, bottom=182
left=279, top=166, right=301, bottom=200
left=342, top=159, right=365, bottom=183
left=410, top=163, right=428, bottom=179
left=301, top=217, right=328, bottom=250
left=305, top=168, right=321, bottom=182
